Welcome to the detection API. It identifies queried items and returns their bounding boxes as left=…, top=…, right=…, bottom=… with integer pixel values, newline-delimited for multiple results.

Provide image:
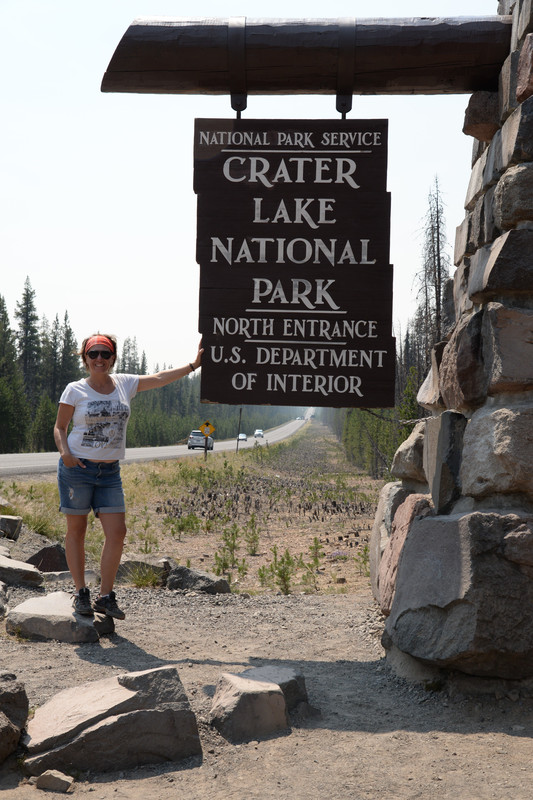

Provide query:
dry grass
left=1, top=422, right=384, bottom=595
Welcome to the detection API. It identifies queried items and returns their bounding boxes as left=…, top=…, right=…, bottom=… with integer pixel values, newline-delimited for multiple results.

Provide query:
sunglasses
left=87, top=350, right=113, bottom=360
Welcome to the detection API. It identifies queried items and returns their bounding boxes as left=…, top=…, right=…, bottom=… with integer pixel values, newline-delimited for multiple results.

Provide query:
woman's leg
left=98, top=512, right=127, bottom=596
left=65, top=514, right=89, bottom=591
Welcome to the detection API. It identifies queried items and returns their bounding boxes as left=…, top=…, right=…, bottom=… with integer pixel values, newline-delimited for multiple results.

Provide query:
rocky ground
left=2, top=424, right=533, bottom=798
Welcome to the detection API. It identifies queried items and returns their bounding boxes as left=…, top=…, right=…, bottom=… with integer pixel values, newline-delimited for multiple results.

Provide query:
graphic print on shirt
left=81, top=399, right=130, bottom=450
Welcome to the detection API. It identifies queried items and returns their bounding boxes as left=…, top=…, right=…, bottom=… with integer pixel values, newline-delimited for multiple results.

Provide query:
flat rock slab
left=0, top=554, right=43, bottom=586
left=24, top=666, right=201, bottom=775
left=5, top=591, right=114, bottom=643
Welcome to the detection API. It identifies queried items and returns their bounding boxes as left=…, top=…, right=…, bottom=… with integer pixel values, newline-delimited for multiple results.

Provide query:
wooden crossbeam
left=101, top=16, right=512, bottom=96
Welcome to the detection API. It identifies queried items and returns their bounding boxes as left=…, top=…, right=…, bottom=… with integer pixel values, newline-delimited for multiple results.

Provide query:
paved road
left=0, top=415, right=311, bottom=478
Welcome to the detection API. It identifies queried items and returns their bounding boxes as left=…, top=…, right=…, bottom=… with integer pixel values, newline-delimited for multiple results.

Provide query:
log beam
left=101, top=16, right=512, bottom=97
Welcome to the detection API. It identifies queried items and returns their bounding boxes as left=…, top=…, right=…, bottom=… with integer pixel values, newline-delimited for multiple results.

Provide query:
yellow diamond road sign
left=200, top=421, right=215, bottom=437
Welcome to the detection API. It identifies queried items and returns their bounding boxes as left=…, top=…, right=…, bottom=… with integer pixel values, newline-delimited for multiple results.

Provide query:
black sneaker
left=73, top=587, right=94, bottom=617
left=93, top=591, right=125, bottom=620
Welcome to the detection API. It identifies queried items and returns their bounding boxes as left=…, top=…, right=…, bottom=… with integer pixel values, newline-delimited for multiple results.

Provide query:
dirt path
left=3, top=584, right=533, bottom=799
left=2, top=424, right=533, bottom=798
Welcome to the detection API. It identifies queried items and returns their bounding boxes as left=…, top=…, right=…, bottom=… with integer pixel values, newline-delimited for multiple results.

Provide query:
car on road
left=254, top=429, right=264, bottom=438
left=187, top=430, right=214, bottom=450
left=237, top=433, right=247, bottom=442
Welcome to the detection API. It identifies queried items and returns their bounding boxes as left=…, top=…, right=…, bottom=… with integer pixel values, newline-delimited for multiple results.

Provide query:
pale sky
left=1, top=1, right=500, bottom=371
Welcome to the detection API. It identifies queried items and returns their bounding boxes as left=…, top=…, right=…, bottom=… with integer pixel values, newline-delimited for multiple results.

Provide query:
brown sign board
left=194, top=118, right=395, bottom=408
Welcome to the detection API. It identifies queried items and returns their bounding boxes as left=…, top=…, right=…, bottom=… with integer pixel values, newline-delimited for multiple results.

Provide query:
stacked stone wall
left=371, top=0, right=533, bottom=680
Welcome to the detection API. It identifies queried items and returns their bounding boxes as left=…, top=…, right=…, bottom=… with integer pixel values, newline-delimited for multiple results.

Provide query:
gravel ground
left=3, top=581, right=533, bottom=800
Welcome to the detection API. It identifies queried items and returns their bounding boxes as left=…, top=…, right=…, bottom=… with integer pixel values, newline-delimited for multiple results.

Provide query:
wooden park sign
left=103, top=15, right=512, bottom=407
left=194, top=118, right=395, bottom=408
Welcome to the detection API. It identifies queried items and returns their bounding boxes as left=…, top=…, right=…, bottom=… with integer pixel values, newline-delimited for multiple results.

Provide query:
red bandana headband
left=85, top=335, right=115, bottom=354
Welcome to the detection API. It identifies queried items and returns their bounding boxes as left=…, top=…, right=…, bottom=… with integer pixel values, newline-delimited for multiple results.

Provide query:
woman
left=54, top=333, right=203, bottom=620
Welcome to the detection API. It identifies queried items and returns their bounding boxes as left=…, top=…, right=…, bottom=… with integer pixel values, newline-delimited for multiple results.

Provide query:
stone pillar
left=373, top=0, right=533, bottom=680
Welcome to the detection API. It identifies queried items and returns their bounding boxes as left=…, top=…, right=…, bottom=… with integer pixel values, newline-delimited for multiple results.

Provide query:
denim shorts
left=57, top=458, right=126, bottom=516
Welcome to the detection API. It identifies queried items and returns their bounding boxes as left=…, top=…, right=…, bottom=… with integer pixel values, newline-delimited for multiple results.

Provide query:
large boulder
left=385, top=512, right=533, bottom=679
left=460, top=404, right=533, bottom=499
left=209, top=672, right=289, bottom=743
left=468, top=229, right=533, bottom=303
left=493, top=162, right=533, bottom=228
left=6, top=591, right=114, bottom=643
left=482, top=303, right=533, bottom=395
left=390, top=422, right=427, bottom=484
left=167, top=565, right=230, bottom=594
left=26, top=543, right=68, bottom=573
left=439, top=310, right=486, bottom=411
left=24, top=666, right=201, bottom=775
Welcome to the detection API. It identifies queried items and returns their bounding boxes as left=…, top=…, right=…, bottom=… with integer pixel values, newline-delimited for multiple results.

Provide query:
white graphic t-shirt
left=59, top=374, right=139, bottom=460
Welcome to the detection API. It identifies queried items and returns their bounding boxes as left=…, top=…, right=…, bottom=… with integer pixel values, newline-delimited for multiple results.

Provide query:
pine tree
left=14, top=277, right=41, bottom=408
left=39, top=314, right=62, bottom=402
left=0, top=295, right=31, bottom=452
left=59, top=312, right=81, bottom=393
left=30, top=394, right=57, bottom=451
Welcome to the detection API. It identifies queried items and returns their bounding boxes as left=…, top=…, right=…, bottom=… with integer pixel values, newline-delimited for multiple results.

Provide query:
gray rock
left=0, top=515, right=22, bottom=541
left=0, top=554, right=43, bottom=586
left=0, top=673, right=29, bottom=765
left=499, top=49, right=520, bottom=122
left=468, top=220, right=533, bottom=303
left=35, top=770, right=74, bottom=792
left=26, top=543, right=68, bottom=573
left=209, top=672, right=289, bottom=743
left=24, top=665, right=201, bottom=775
left=453, top=259, right=474, bottom=319
left=0, top=712, right=20, bottom=765
left=514, top=0, right=533, bottom=49
left=167, top=565, right=230, bottom=594
left=5, top=591, right=114, bottom=643
left=482, top=303, right=533, bottom=394
left=493, top=162, right=533, bottom=229
left=460, top=404, right=533, bottom=499
left=464, top=145, right=489, bottom=211
left=423, top=412, right=468, bottom=514
left=386, top=512, right=533, bottom=679
left=439, top=310, right=486, bottom=411
left=517, top=33, right=533, bottom=103
left=390, top=421, right=427, bottom=483
left=239, top=665, right=308, bottom=710
left=500, top=94, right=533, bottom=167
left=462, top=91, right=500, bottom=142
